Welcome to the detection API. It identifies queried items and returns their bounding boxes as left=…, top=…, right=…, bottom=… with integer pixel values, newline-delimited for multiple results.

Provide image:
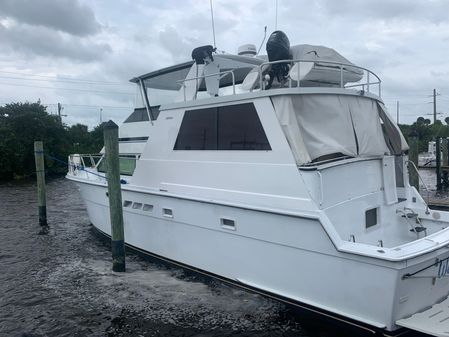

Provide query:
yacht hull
left=70, top=178, right=449, bottom=334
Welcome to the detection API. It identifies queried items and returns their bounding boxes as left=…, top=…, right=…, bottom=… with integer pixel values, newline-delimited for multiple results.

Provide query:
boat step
left=396, top=295, right=449, bottom=336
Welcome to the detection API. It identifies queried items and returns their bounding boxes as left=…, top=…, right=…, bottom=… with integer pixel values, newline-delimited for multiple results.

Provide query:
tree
left=0, top=102, right=105, bottom=181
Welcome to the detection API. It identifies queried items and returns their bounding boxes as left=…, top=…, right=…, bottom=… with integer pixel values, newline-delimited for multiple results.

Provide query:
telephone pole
left=434, top=89, right=437, bottom=124
left=57, top=103, right=67, bottom=123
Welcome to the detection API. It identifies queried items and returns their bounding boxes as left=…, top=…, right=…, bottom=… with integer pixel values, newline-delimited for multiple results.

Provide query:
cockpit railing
left=257, top=59, right=382, bottom=97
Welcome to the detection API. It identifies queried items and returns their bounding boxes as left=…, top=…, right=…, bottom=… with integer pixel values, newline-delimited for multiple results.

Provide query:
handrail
left=406, top=160, right=431, bottom=214
left=257, top=58, right=382, bottom=97
left=177, top=70, right=236, bottom=102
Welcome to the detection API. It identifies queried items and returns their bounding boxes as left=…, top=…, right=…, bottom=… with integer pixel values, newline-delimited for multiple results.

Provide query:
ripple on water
left=2, top=178, right=425, bottom=337
left=0, top=178, right=316, bottom=337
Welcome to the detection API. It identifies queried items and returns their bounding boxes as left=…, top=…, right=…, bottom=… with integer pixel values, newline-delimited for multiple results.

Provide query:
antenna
left=257, top=26, right=267, bottom=55
left=210, top=0, right=216, bottom=48
left=275, top=0, right=278, bottom=30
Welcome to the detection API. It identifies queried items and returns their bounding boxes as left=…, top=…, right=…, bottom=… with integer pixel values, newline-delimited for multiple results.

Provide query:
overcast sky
left=1, top=0, right=449, bottom=127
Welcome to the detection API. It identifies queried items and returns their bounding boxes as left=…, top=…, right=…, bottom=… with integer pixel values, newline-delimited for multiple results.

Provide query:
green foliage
left=0, top=102, right=104, bottom=181
left=399, top=117, right=449, bottom=153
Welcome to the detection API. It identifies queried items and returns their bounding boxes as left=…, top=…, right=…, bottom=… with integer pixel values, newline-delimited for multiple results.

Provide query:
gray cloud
left=0, top=0, right=100, bottom=36
left=318, top=0, right=449, bottom=23
left=158, top=27, right=199, bottom=63
left=0, top=23, right=111, bottom=61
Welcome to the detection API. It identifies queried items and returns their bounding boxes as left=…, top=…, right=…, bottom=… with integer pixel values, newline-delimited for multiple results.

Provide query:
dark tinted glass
left=174, top=108, right=218, bottom=150
left=218, top=104, right=270, bottom=150
left=174, top=103, right=270, bottom=151
left=365, top=208, right=378, bottom=228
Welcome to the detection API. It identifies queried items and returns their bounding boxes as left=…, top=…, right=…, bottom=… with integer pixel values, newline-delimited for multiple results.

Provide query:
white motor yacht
left=67, top=31, right=449, bottom=336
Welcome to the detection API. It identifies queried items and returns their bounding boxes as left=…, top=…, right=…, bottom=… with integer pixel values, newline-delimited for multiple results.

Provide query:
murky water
left=0, top=178, right=428, bottom=337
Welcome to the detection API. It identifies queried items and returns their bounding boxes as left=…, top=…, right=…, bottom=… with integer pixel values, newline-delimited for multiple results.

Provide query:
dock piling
left=103, top=120, right=126, bottom=272
left=34, top=141, right=48, bottom=230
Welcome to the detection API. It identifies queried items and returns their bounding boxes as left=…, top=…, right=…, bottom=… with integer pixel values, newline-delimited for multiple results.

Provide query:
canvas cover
left=290, top=45, right=363, bottom=77
left=271, top=95, right=391, bottom=165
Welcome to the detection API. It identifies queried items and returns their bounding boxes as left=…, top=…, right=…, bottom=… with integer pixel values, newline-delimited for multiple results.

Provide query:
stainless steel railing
left=257, top=59, right=381, bottom=97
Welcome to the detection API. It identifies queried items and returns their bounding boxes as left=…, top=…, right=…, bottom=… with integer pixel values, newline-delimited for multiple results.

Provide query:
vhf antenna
left=210, top=0, right=216, bottom=48
left=257, top=26, right=267, bottom=55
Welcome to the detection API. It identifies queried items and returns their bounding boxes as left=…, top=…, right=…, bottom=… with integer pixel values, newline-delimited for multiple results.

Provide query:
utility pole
left=396, top=101, right=399, bottom=124
left=434, top=88, right=437, bottom=123
left=57, top=103, right=67, bottom=123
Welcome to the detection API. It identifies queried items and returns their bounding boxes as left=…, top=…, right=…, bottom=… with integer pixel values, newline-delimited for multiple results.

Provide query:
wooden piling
left=34, top=141, right=48, bottom=228
left=408, top=131, right=419, bottom=191
left=103, top=120, right=126, bottom=272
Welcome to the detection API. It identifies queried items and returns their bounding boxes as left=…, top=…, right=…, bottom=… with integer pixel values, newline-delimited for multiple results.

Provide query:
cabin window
left=174, top=108, right=217, bottom=150
left=365, top=208, right=378, bottom=229
left=97, top=156, right=137, bottom=176
left=174, top=103, right=271, bottom=150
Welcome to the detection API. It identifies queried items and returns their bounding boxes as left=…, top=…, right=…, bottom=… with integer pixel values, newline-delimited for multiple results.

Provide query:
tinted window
left=365, top=208, right=378, bottom=228
left=218, top=104, right=270, bottom=150
left=174, top=108, right=217, bottom=150
left=174, top=103, right=270, bottom=151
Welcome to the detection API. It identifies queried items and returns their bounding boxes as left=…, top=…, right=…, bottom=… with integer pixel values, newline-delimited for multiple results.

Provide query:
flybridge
left=130, top=36, right=381, bottom=121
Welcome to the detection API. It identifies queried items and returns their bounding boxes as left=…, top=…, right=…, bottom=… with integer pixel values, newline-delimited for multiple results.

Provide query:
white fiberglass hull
left=71, top=178, right=449, bottom=334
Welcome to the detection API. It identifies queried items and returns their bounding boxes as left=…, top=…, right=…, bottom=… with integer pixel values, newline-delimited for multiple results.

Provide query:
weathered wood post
left=436, top=137, right=442, bottom=191
left=103, top=120, right=126, bottom=272
left=408, top=131, right=419, bottom=191
left=34, top=141, right=48, bottom=230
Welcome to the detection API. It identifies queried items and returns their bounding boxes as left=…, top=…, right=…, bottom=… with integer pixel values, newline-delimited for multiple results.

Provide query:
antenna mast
left=210, top=0, right=216, bottom=48
left=257, top=26, right=267, bottom=55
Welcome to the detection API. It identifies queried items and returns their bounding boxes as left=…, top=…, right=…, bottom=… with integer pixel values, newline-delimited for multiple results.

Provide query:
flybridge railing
left=257, top=59, right=382, bottom=97
left=176, top=59, right=381, bottom=102
left=177, top=70, right=236, bottom=102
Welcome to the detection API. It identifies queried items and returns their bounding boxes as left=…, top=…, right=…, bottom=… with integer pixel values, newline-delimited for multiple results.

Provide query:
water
left=0, top=178, right=427, bottom=337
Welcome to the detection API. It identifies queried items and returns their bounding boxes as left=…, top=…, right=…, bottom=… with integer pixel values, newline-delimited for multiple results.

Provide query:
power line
left=0, top=81, right=135, bottom=96
left=0, top=75, right=133, bottom=88
left=0, top=70, right=133, bottom=86
left=1, top=101, right=132, bottom=109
